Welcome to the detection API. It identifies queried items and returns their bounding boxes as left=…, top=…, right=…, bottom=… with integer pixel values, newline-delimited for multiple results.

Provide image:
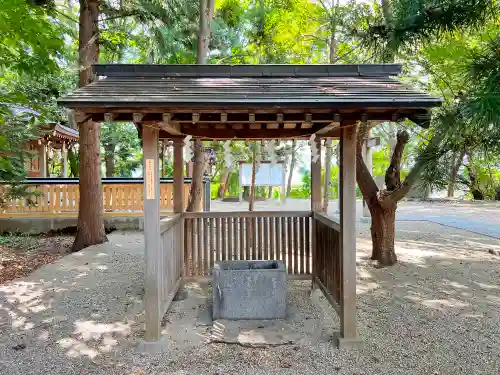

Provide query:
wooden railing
left=0, top=178, right=197, bottom=217
left=312, top=212, right=342, bottom=312
left=183, top=211, right=312, bottom=277
left=159, top=214, right=184, bottom=315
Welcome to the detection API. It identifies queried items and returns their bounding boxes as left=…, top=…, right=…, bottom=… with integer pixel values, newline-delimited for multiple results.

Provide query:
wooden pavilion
left=26, top=123, right=79, bottom=177
left=59, top=64, right=442, bottom=350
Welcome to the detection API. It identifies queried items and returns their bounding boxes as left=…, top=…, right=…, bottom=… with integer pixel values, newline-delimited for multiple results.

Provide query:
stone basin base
left=212, top=260, right=287, bottom=320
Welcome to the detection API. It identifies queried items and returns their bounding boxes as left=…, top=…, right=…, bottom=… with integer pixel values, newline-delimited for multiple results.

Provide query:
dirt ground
left=0, top=234, right=74, bottom=284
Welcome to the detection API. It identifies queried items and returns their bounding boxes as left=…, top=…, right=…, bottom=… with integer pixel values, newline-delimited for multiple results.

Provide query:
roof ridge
left=93, top=64, right=402, bottom=78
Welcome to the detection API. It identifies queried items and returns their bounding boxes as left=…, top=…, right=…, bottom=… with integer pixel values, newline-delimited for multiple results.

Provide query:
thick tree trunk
left=447, top=149, right=465, bottom=198
left=249, top=145, right=257, bottom=211
left=369, top=199, right=397, bottom=265
left=72, top=0, right=107, bottom=252
left=104, top=144, right=115, bottom=177
left=186, top=0, right=215, bottom=211
left=218, top=167, right=230, bottom=199
left=286, top=139, right=297, bottom=198
left=186, top=139, right=205, bottom=212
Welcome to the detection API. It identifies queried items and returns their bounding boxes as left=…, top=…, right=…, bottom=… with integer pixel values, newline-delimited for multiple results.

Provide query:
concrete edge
left=137, top=336, right=169, bottom=354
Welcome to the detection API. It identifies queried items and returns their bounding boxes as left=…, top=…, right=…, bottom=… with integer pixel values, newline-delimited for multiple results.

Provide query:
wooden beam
left=159, top=113, right=182, bottom=136
left=221, top=113, right=227, bottom=122
left=283, top=123, right=297, bottom=129
left=142, top=125, right=162, bottom=342
left=266, top=123, right=279, bottom=129
left=249, top=113, right=255, bottom=123
left=183, top=126, right=316, bottom=139
left=338, top=123, right=359, bottom=348
left=133, top=113, right=144, bottom=123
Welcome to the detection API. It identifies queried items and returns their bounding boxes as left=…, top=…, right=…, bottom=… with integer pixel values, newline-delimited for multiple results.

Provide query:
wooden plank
left=221, top=218, right=227, bottom=261
left=209, top=217, right=215, bottom=272
left=293, top=217, right=299, bottom=274
left=257, top=217, right=262, bottom=260
left=197, top=217, right=203, bottom=276
left=305, top=216, right=311, bottom=275
left=287, top=217, right=293, bottom=274
left=281, top=217, right=287, bottom=268
left=239, top=217, right=245, bottom=260
left=269, top=217, right=275, bottom=260
left=183, top=211, right=312, bottom=219
left=227, top=217, right=233, bottom=261
left=191, top=217, right=197, bottom=276
left=216, top=217, right=221, bottom=262
left=313, top=212, right=340, bottom=232
left=203, top=217, right=208, bottom=275
left=233, top=217, right=239, bottom=260
left=263, top=216, right=269, bottom=260
left=245, top=217, right=251, bottom=260
left=251, top=217, right=257, bottom=260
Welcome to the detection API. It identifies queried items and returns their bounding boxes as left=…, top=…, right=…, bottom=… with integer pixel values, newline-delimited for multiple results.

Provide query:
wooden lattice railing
left=183, top=211, right=312, bottom=277
left=0, top=178, right=193, bottom=217
left=312, top=211, right=342, bottom=312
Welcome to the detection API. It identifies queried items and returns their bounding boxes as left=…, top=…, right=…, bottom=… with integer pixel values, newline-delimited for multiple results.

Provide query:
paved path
left=210, top=199, right=500, bottom=238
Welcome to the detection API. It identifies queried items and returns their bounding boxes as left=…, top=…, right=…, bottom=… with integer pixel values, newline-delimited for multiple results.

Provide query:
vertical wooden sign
left=145, top=159, right=155, bottom=200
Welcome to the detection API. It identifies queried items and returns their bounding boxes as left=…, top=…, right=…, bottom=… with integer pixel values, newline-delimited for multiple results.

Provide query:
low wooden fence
left=0, top=178, right=202, bottom=217
left=312, top=211, right=342, bottom=313
left=183, top=211, right=312, bottom=277
left=159, top=214, right=184, bottom=314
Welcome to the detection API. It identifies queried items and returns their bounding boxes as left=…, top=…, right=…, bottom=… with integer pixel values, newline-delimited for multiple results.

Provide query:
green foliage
left=101, top=123, right=141, bottom=177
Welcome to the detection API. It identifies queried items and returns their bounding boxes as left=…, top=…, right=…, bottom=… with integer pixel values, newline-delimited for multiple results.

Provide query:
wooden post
left=310, top=137, right=322, bottom=289
left=62, top=142, right=69, bottom=178
left=142, top=126, right=162, bottom=343
left=338, top=124, right=359, bottom=348
left=39, top=143, right=47, bottom=178
left=173, top=139, right=185, bottom=279
left=323, top=139, right=332, bottom=212
left=311, top=138, right=322, bottom=212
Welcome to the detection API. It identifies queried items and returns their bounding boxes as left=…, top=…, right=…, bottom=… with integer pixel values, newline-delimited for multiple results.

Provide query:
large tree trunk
left=72, top=0, right=107, bottom=252
left=186, top=0, right=215, bottom=212
left=447, top=149, right=465, bottom=198
left=249, top=143, right=257, bottom=211
left=356, top=123, right=409, bottom=266
left=218, top=167, right=230, bottom=199
left=186, top=139, right=205, bottom=212
left=286, top=139, right=297, bottom=198
left=104, top=144, right=115, bottom=177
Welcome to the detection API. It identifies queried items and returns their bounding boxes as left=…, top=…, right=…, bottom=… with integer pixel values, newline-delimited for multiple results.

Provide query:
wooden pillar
left=142, top=126, right=162, bottom=342
left=338, top=124, right=359, bottom=347
left=39, top=143, right=47, bottom=178
left=362, top=129, right=373, bottom=219
left=62, top=143, right=69, bottom=177
left=323, top=139, right=332, bottom=212
left=173, top=139, right=185, bottom=282
left=310, top=138, right=322, bottom=212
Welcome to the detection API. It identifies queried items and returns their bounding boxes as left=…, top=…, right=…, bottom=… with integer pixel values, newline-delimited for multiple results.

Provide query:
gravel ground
left=1, top=223, right=500, bottom=375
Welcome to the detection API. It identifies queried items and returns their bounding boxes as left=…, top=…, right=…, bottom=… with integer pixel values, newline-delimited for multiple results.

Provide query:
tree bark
left=369, top=200, right=397, bottom=265
left=104, top=144, right=115, bottom=177
left=249, top=143, right=257, bottom=211
left=447, top=148, right=466, bottom=198
left=72, top=0, right=107, bottom=252
left=286, top=139, right=297, bottom=198
left=186, top=0, right=215, bottom=211
left=218, top=166, right=230, bottom=199
left=186, top=139, right=205, bottom=212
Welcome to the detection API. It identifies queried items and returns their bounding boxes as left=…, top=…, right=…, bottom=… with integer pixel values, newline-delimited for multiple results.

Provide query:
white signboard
left=240, top=163, right=284, bottom=186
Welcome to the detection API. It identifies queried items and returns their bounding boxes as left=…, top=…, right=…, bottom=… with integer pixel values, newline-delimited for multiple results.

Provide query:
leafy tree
left=101, top=122, right=141, bottom=177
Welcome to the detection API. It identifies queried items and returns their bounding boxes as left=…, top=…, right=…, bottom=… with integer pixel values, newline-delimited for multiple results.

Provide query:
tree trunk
left=72, top=0, right=107, bottom=252
left=249, top=143, right=257, bottom=211
left=286, top=139, right=297, bottom=198
left=447, top=149, right=465, bottom=198
left=369, top=200, right=397, bottom=266
left=186, top=0, right=215, bottom=211
left=186, top=139, right=205, bottom=212
left=218, top=167, right=230, bottom=199
left=104, top=144, right=115, bottom=177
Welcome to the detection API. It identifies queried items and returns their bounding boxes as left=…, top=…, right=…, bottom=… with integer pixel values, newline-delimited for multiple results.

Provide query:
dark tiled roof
left=59, top=64, right=442, bottom=109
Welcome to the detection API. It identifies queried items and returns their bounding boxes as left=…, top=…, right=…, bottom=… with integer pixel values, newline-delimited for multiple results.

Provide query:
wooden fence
left=183, top=211, right=312, bottom=277
left=159, top=214, right=184, bottom=315
left=0, top=178, right=196, bottom=217
left=312, top=212, right=342, bottom=313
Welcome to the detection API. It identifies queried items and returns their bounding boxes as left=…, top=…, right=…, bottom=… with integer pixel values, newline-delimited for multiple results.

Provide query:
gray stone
left=212, top=260, right=287, bottom=320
